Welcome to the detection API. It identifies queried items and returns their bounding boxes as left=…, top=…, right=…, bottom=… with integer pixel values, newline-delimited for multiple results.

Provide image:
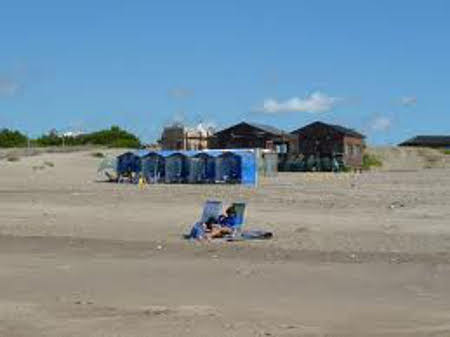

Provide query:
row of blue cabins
left=117, top=149, right=259, bottom=186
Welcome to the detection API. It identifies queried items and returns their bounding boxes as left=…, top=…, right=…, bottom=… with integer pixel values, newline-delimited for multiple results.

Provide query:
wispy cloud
left=256, top=91, right=342, bottom=114
left=0, top=77, right=22, bottom=97
left=168, top=87, right=194, bottom=99
left=371, top=116, right=391, bottom=132
left=400, top=96, right=417, bottom=106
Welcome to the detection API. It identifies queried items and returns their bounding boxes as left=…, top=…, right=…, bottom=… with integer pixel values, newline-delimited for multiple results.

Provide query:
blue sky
left=0, top=0, right=449, bottom=144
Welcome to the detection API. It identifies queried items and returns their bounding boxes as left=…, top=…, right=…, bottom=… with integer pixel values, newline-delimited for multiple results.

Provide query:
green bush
left=35, top=133, right=63, bottom=146
left=35, top=126, right=141, bottom=148
left=108, top=137, right=141, bottom=148
left=340, top=165, right=352, bottom=173
left=362, top=153, right=383, bottom=170
left=0, top=129, right=28, bottom=148
left=442, top=149, right=450, bottom=155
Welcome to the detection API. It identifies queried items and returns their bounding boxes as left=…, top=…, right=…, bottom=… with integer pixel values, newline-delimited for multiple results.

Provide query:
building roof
left=291, top=121, right=365, bottom=139
left=244, top=122, right=286, bottom=136
left=214, top=121, right=287, bottom=137
left=399, top=135, right=450, bottom=147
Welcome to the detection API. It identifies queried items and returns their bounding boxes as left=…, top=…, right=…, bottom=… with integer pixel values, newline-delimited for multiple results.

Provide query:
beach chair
left=184, top=200, right=223, bottom=239
left=230, top=202, right=246, bottom=231
left=227, top=203, right=272, bottom=241
left=200, top=200, right=223, bottom=223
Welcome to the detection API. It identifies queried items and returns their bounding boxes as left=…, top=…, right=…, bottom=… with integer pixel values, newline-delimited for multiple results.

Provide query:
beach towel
left=227, top=229, right=273, bottom=241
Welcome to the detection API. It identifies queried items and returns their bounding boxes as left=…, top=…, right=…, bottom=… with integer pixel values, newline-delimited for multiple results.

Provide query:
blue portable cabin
left=141, top=151, right=165, bottom=183
left=164, top=152, right=189, bottom=183
left=116, top=148, right=258, bottom=186
left=188, top=152, right=216, bottom=184
left=215, top=151, right=242, bottom=184
left=117, top=151, right=142, bottom=176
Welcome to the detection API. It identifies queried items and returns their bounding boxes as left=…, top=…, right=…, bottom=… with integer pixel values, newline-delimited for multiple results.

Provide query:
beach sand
left=1, top=149, right=450, bottom=336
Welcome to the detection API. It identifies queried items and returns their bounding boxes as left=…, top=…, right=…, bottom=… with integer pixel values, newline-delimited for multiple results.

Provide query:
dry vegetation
left=366, top=146, right=450, bottom=171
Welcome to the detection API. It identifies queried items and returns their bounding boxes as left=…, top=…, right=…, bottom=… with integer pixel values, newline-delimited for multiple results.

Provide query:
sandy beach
left=1, top=149, right=450, bottom=336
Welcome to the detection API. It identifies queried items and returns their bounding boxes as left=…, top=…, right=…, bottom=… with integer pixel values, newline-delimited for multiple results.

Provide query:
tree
left=0, top=129, right=28, bottom=147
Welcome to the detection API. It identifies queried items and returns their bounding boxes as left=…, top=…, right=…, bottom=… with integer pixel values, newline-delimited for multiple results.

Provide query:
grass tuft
left=91, top=152, right=105, bottom=158
left=362, top=153, right=383, bottom=170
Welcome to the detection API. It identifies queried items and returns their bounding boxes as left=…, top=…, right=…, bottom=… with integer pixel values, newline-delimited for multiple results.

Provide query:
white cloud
left=256, top=91, right=341, bottom=114
left=0, top=77, right=21, bottom=97
left=400, top=96, right=417, bottom=106
left=371, top=116, right=391, bottom=132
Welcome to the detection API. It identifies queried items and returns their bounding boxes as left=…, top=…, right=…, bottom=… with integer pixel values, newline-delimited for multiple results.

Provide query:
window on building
left=348, top=144, right=355, bottom=156
left=275, top=144, right=287, bottom=154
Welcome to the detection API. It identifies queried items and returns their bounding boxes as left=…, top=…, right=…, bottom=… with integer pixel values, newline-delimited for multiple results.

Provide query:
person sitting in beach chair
left=187, top=200, right=223, bottom=240
left=188, top=216, right=232, bottom=240
left=205, top=216, right=233, bottom=239
left=217, top=205, right=237, bottom=229
left=187, top=201, right=247, bottom=240
left=188, top=207, right=236, bottom=240
left=204, top=205, right=240, bottom=239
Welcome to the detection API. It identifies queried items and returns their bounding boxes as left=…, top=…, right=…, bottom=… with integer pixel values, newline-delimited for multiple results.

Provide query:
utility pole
left=27, top=134, right=31, bottom=155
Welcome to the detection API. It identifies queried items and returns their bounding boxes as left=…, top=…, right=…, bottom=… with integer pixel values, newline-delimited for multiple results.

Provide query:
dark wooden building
left=399, top=135, right=450, bottom=149
left=209, top=122, right=296, bottom=154
left=291, top=121, right=366, bottom=168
